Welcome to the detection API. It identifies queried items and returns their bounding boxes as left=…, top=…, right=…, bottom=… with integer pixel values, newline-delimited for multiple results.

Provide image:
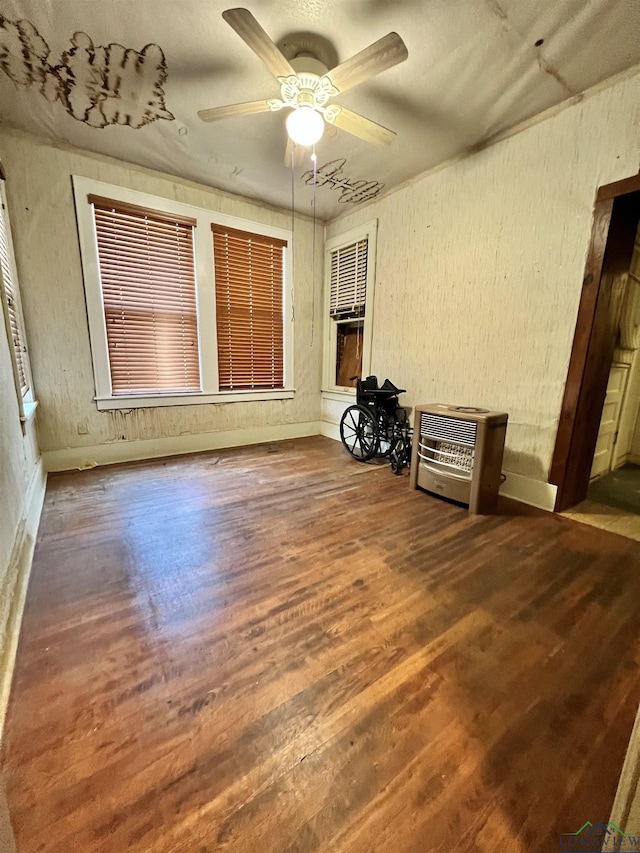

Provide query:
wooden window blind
left=0, top=199, right=29, bottom=396
left=329, top=238, right=368, bottom=318
left=212, top=224, right=286, bottom=391
left=90, top=195, right=201, bottom=396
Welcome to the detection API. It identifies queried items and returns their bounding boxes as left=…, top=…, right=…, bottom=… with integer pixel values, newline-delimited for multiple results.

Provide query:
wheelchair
left=339, top=375, right=412, bottom=474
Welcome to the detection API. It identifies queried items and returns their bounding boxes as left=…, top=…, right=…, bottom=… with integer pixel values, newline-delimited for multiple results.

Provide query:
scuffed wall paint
left=0, top=295, right=39, bottom=586
left=0, top=130, right=323, bottom=456
left=0, top=252, right=40, bottom=730
left=325, top=72, right=640, bottom=481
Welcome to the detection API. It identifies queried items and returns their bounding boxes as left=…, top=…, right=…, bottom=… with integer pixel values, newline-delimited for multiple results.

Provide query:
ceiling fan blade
left=222, top=8, right=295, bottom=79
left=326, top=32, right=408, bottom=94
left=284, top=137, right=309, bottom=169
left=329, top=107, right=396, bottom=146
left=197, top=99, right=273, bottom=122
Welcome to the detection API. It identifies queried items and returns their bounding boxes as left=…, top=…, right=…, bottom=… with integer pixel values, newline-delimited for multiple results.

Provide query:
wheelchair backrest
left=355, top=375, right=406, bottom=413
left=356, top=375, right=379, bottom=406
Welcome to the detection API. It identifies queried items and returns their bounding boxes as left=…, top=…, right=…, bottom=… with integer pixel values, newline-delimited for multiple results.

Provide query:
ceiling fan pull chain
left=290, top=148, right=295, bottom=323
left=311, top=147, right=317, bottom=345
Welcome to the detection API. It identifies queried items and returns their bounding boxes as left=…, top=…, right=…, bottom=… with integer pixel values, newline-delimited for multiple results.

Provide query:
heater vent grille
left=420, top=413, right=477, bottom=447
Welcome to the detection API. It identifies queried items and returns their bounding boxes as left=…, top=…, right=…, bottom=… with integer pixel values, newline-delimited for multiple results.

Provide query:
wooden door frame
left=550, top=172, right=640, bottom=511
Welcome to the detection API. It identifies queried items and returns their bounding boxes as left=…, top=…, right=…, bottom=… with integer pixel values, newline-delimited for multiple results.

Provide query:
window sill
left=95, top=389, right=295, bottom=410
left=20, top=400, right=38, bottom=423
left=321, top=389, right=357, bottom=402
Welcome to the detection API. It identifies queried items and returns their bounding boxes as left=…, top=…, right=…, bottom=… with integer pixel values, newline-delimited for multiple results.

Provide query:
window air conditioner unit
left=410, top=404, right=508, bottom=514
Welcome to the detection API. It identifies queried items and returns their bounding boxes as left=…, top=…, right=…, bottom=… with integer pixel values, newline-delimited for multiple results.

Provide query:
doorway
left=551, top=173, right=640, bottom=518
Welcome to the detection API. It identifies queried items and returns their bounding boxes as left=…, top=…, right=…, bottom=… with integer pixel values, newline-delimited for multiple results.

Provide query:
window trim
left=0, top=179, right=35, bottom=419
left=73, top=176, right=294, bottom=410
left=322, top=220, right=377, bottom=396
left=94, top=389, right=294, bottom=410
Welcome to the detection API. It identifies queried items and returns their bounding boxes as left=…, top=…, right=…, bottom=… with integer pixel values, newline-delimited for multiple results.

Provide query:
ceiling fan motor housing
left=278, top=55, right=337, bottom=113
left=290, top=55, right=329, bottom=77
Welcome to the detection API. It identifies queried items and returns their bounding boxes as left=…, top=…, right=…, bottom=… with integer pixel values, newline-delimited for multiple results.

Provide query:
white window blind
left=329, top=238, right=368, bottom=318
left=212, top=224, right=286, bottom=391
left=0, top=199, right=29, bottom=396
left=90, top=195, right=201, bottom=396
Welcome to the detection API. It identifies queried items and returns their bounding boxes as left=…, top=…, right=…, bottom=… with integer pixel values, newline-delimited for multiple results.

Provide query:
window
left=330, top=237, right=368, bottom=318
left=323, top=221, right=377, bottom=394
left=212, top=225, right=285, bottom=391
left=73, top=177, right=293, bottom=410
left=330, top=237, right=368, bottom=388
left=0, top=178, right=34, bottom=417
left=91, top=196, right=201, bottom=396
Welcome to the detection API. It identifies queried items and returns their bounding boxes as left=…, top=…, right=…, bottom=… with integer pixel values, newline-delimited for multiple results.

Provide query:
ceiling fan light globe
left=286, top=107, right=324, bottom=146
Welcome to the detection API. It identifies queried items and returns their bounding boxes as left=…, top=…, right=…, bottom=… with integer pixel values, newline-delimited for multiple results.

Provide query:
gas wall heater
left=410, top=404, right=508, bottom=514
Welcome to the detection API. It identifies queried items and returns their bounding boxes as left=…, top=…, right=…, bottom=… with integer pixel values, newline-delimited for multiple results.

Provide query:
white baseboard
left=0, top=458, right=46, bottom=737
left=628, top=454, right=640, bottom=466
left=321, top=420, right=556, bottom=512
left=320, top=421, right=341, bottom=442
left=44, top=421, right=322, bottom=472
left=499, top=471, right=557, bottom=512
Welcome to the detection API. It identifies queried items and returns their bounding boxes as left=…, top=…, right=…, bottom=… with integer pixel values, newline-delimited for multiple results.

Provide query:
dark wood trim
left=551, top=175, right=640, bottom=511
left=597, top=171, right=640, bottom=201
left=549, top=197, right=613, bottom=494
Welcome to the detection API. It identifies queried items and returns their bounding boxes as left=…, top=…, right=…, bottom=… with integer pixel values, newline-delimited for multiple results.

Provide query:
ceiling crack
left=485, top=0, right=576, bottom=97
left=535, top=54, right=575, bottom=97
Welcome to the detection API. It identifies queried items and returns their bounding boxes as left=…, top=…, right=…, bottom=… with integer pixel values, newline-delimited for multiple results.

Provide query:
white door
left=590, top=363, right=630, bottom=480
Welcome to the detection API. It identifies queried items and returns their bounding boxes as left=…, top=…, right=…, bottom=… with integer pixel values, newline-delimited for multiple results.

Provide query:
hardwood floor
left=3, top=436, right=640, bottom=852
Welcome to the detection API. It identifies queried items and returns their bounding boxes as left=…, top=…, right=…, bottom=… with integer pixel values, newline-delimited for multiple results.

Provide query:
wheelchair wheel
left=340, top=405, right=378, bottom=461
left=375, top=412, right=396, bottom=458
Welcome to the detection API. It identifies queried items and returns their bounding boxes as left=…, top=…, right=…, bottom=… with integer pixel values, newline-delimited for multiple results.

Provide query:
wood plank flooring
left=3, top=436, right=640, bottom=852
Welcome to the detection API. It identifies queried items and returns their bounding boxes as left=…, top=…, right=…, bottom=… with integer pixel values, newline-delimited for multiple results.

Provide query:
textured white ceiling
left=1, top=0, right=639, bottom=219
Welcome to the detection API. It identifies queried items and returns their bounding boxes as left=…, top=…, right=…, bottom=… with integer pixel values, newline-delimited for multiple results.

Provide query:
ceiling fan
left=197, top=8, right=408, bottom=166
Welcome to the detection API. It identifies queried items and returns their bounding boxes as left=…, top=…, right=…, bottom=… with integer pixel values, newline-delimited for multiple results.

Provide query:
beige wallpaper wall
left=3, top=70, right=640, bottom=485
left=325, top=72, right=640, bottom=482
left=0, top=130, right=323, bottom=459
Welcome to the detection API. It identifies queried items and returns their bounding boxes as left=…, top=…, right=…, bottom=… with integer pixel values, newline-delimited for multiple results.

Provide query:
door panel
left=590, top=363, right=629, bottom=479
